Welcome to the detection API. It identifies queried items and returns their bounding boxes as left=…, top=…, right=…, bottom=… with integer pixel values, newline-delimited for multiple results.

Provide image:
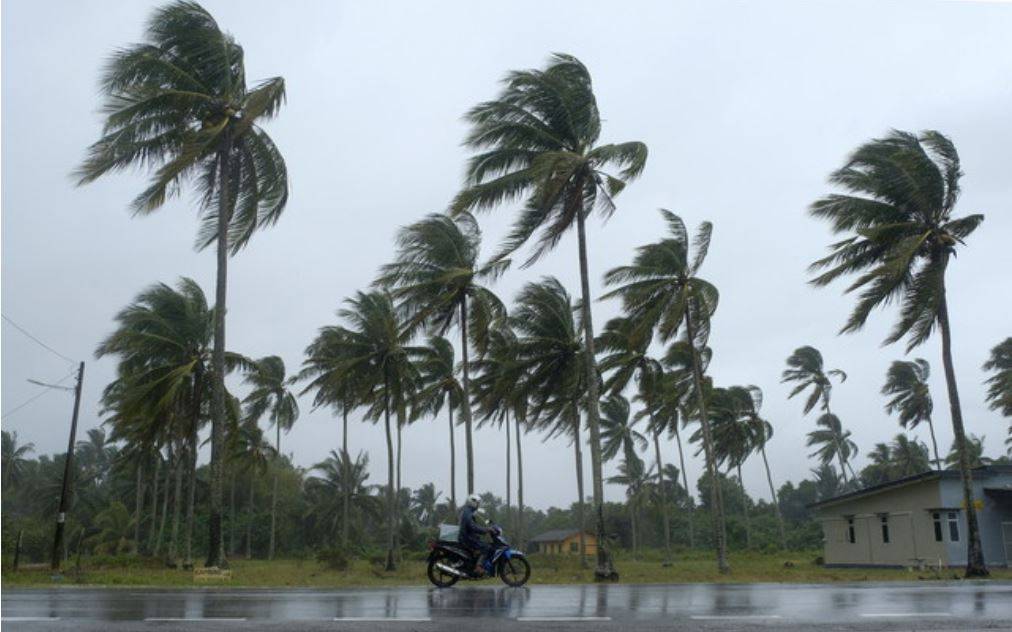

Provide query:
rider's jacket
left=457, top=504, right=489, bottom=546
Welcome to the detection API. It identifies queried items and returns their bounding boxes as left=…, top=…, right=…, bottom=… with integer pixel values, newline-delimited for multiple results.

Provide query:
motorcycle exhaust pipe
left=435, top=562, right=468, bottom=578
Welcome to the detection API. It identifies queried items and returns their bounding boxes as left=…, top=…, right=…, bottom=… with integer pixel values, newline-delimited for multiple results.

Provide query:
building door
left=1002, top=522, right=1012, bottom=566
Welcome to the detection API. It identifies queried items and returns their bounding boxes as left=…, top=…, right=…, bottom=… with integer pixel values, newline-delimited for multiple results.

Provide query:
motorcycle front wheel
left=498, top=556, right=531, bottom=587
left=426, top=552, right=460, bottom=588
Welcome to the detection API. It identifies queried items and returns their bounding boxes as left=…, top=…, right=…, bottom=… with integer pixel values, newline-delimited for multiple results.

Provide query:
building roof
left=809, top=464, right=1012, bottom=510
left=529, top=529, right=588, bottom=543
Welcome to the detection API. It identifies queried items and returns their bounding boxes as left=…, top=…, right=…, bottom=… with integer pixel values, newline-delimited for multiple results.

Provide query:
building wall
left=817, top=479, right=946, bottom=567
left=939, top=472, right=1012, bottom=567
left=536, top=533, right=598, bottom=555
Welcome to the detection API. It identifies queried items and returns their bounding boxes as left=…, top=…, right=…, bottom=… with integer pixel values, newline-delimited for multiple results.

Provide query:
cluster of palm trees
left=69, top=1, right=1010, bottom=580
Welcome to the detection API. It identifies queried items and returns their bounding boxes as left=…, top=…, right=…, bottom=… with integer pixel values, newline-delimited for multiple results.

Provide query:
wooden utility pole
left=50, top=361, right=85, bottom=571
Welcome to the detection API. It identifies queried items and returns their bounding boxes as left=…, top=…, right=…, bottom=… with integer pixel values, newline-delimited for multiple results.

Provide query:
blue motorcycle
left=427, top=524, right=531, bottom=588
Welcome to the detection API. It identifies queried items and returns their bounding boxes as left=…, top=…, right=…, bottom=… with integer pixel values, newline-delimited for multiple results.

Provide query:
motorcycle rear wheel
left=426, top=553, right=460, bottom=588
left=498, top=556, right=531, bottom=587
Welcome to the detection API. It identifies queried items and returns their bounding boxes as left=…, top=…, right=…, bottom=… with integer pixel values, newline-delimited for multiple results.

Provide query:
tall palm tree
left=600, top=395, right=648, bottom=462
left=227, top=417, right=274, bottom=559
left=414, top=336, right=464, bottom=513
left=2, top=431, right=35, bottom=489
left=806, top=414, right=859, bottom=481
left=77, top=1, right=290, bottom=567
left=598, top=316, right=673, bottom=560
left=410, top=483, right=442, bottom=528
left=883, top=359, right=941, bottom=469
left=700, top=387, right=757, bottom=548
left=890, top=434, right=932, bottom=477
left=376, top=212, right=507, bottom=495
left=511, top=277, right=590, bottom=566
left=807, top=130, right=987, bottom=576
left=602, top=210, right=727, bottom=573
left=782, top=346, right=853, bottom=483
left=811, top=463, right=842, bottom=501
left=452, top=54, right=648, bottom=580
left=607, top=451, right=652, bottom=555
left=306, top=450, right=382, bottom=542
left=983, top=338, right=1012, bottom=418
left=242, top=356, right=299, bottom=560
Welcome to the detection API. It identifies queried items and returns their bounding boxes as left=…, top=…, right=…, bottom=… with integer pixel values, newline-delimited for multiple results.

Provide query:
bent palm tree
left=602, top=210, right=727, bottom=573
left=808, top=130, right=987, bottom=576
left=453, top=54, right=647, bottom=580
left=806, top=414, right=858, bottom=479
left=414, top=336, right=464, bottom=512
left=242, top=356, right=299, bottom=560
left=983, top=339, right=1012, bottom=418
left=376, top=212, right=506, bottom=494
left=78, top=1, right=289, bottom=567
left=782, top=346, right=854, bottom=483
left=882, top=359, right=940, bottom=469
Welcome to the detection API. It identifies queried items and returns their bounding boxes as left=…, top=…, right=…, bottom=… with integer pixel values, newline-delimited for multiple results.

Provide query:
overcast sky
left=3, top=0, right=1010, bottom=512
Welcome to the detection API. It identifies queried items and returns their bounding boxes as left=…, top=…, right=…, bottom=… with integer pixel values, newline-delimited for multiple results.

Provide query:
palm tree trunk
left=652, top=429, right=672, bottom=562
left=673, top=419, right=695, bottom=548
left=134, top=462, right=144, bottom=554
left=460, top=298, right=475, bottom=494
left=229, top=473, right=236, bottom=555
left=246, top=474, right=254, bottom=559
left=629, top=497, right=637, bottom=555
left=573, top=408, right=588, bottom=570
left=574, top=198, right=616, bottom=580
left=168, top=442, right=183, bottom=566
left=684, top=311, right=729, bottom=573
left=395, top=405, right=404, bottom=565
left=515, top=410, right=525, bottom=547
left=737, top=463, right=751, bottom=549
left=825, top=402, right=851, bottom=486
left=761, top=445, right=787, bottom=549
left=154, top=454, right=170, bottom=556
left=506, top=410, right=512, bottom=533
left=147, top=454, right=161, bottom=554
left=342, top=408, right=350, bottom=549
left=206, top=139, right=233, bottom=569
left=269, top=426, right=279, bottom=561
left=926, top=417, right=942, bottom=471
left=448, top=401, right=457, bottom=513
left=184, top=427, right=197, bottom=568
left=938, top=289, right=988, bottom=577
left=383, top=385, right=396, bottom=571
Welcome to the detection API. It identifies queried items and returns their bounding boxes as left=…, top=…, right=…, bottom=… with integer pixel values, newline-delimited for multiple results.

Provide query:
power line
left=1, top=367, right=79, bottom=420
left=1, top=313, right=77, bottom=364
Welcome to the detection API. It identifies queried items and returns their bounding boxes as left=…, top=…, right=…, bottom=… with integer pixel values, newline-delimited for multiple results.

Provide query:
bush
left=316, top=548, right=349, bottom=571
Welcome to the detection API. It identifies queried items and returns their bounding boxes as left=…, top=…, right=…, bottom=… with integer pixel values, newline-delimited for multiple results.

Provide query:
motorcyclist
left=458, top=494, right=494, bottom=575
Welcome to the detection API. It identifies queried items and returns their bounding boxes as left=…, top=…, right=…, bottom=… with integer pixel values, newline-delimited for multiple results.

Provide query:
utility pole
left=51, top=361, right=85, bottom=571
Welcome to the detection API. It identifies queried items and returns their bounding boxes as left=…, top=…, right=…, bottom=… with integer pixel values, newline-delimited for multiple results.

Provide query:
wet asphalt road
left=2, top=582, right=1011, bottom=631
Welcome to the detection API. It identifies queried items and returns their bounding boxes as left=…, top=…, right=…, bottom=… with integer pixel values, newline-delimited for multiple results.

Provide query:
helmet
left=466, top=494, right=481, bottom=509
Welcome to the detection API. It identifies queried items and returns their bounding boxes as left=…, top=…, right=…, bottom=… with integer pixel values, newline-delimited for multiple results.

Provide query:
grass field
left=5, top=549, right=1010, bottom=588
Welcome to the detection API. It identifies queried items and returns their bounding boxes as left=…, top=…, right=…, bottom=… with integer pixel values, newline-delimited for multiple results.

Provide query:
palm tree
left=607, top=451, right=652, bottom=555
left=806, top=414, right=858, bottom=481
left=410, top=483, right=442, bottom=528
left=810, top=463, right=842, bottom=501
left=598, top=316, right=673, bottom=560
left=452, top=54, right=648, bottom=580
left=306, top=450, right=383, bottom=542
left=511, top=277, right=590, bottom=566
left=2, top=431, right=35, bottom=489
left=782, top=346, right=854, bottom=483
left=945, top=434, right=991, bottom=470
left=700, top=387, right=757, bottom=548
left=807, top=130, right=986, bottom=576
left=242, top=356, right=299, bottom=560
left=77, top=1, right=290, bottom=567
left=883, top=359, right=941, bottom=470
left=227, top=417, right=274, bottom=559
left=414, top=336, right=464, bottom=513
left=890, top=434, right=932, bottom=477
left=600, top=395, right=648, bottom=462
left=983, top=338, right=1012, bottom=418
left=376, top=212, right=507, bottom=495
left=602, top=210, right=727, bottom=573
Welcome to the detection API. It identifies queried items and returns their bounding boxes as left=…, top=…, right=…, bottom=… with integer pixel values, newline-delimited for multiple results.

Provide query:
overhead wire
left=1, top=313, right=77, bottom=365
left=1, top=367, right=79, bottom=419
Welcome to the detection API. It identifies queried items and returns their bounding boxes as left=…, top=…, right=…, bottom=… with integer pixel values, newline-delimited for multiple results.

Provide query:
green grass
left=4, top=550, right=1010, bottom=588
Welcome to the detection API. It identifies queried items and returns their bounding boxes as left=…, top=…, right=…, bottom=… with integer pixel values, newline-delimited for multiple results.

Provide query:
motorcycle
left=426, top=524, right=531, bottom=588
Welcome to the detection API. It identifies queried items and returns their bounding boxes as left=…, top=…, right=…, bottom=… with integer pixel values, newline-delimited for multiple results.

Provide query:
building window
left=880, top=515, right=890, bottom=544
left=932, top=512, right=943, bottom=542
left=846, top=517, right=856, bottom=544
left=947, top=512, right=959, bottom=542
left=570, top=541, right=579, bottom=553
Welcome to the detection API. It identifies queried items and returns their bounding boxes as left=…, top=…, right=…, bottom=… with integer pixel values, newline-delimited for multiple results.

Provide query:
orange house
left=529, top=529, right=597, bottom=555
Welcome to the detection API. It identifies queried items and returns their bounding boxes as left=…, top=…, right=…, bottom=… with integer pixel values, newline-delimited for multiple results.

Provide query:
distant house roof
left=809, top=464, right=1012, bottom=510
left=529, top=529, right=588, bottom=543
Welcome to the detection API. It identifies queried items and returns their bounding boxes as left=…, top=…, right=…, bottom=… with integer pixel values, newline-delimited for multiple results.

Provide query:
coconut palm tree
left=602, top=210, right=727, bottom=573
left=811, top=463, right=842, bottom=501
left=511, top=277, right=591, bottom=566
left=600, top=395, right=648, bottom=462
left=77, top=1, right=290, bottom=567
left=597, top=316, right=673, bottom=560
left=807, top=130, right=987, bottom=576
left=228, top=416, right=274, bottom=559
left=414, top=336, right=464, bottom=513
left=890, top=434, right=932, bottom=477
left=806, top=414, right=858, bottom=481
left=376, top=212, right=507, bottom=495
left=782, top=346, right=854, bottom=483
left=2, top=431, right=35, bottom=489
left=452, top=54, right=647, bottom=580
left=945, top=434, right=991, bottom=470
left=607, top=451, right=652, bottom=555
left=410, top=483, right=442, bottom=528
left=242, top=356, right=299, bottom=560
left=983, top=338, right=1012, bottom=418
left=883, top=359, right=940, bottom=470
left=305, top=450, right=382, bottom=542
